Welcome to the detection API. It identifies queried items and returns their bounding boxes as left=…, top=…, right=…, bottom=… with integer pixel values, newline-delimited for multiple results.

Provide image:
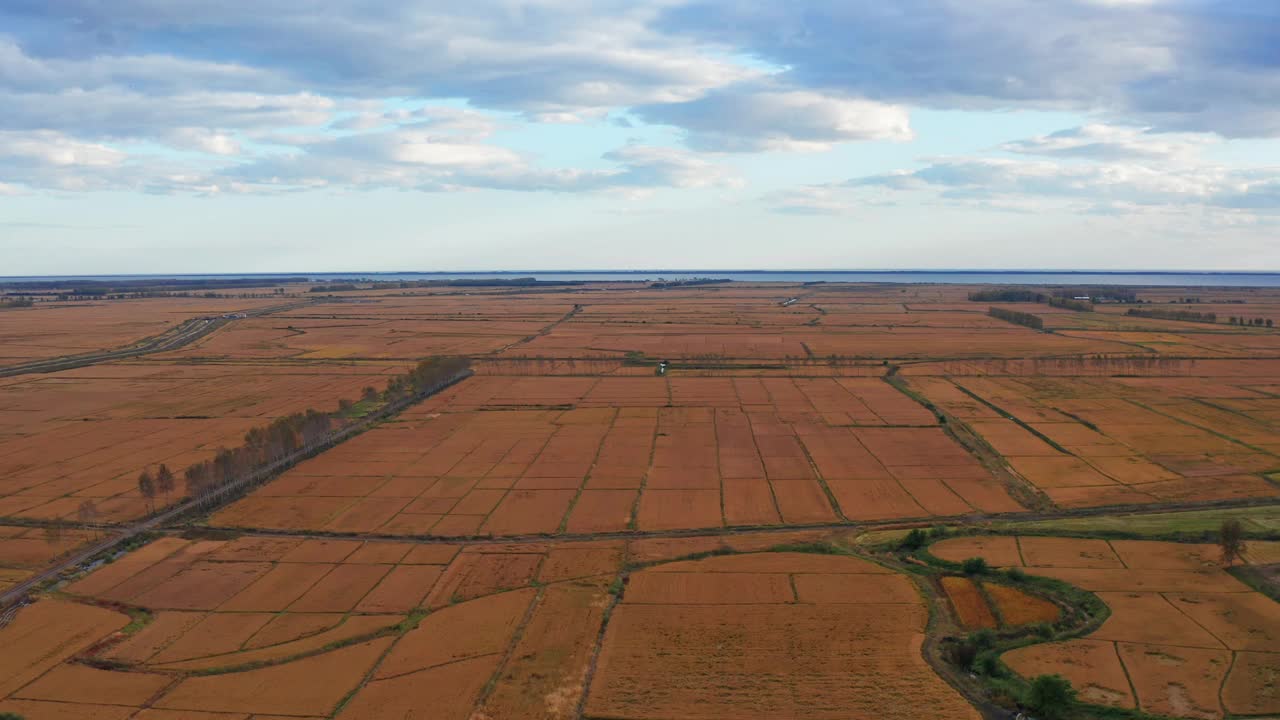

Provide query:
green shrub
left=1007, top=567, right=1027, bottom=582
left=974, top=654, right=1004, bottom=677
left=962, top=556, right=989, bottom=575
left=1025, top=674, right=1076, bottom=719
left=901, top=528, right=927, bottom=550
left=946, top=639, right=979, bottom=669
left=970, top=628, right=996, bottom=650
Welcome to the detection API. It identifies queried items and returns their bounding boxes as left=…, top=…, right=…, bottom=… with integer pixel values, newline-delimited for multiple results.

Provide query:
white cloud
left=0, top=130, right=125, bottom=167
left=164, top=128, right=243, bottom=156
left=999, top=124, right=1215, bottom=161
left=842, top=154, right=1280, bottom=213
left=640, top=85, right=912, bottom=151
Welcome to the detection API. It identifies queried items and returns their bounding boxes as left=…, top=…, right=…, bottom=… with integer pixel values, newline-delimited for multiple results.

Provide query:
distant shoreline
left=5, top=269, right=1280, bottom=288
left=5, top=269, right=1280, bottom=278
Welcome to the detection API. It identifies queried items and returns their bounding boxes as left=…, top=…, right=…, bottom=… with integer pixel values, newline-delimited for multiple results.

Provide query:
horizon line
left=5, top=268, right=1280, bottom=280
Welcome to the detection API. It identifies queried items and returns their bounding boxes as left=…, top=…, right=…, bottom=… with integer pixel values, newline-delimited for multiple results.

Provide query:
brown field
left=954, top=535, right=1280, bottom=718
left=1004, top=638, right=1135, bottom=708
left=983, top=583, right=1060, bottom=625
left=0, top=361, right=404, bottom=524
left=211, top=373, right=1025, bottom=537
left=585, top=552, right=979, bottom=720
left=909, top=370, right=1280, bottom=509
left=5, top=281, right=1280, bottom=719
left=941, top=576, right=997, bottom=629
left=3, top=531, right=991, bottom=719
left=0, top=296, right=288, bottom=365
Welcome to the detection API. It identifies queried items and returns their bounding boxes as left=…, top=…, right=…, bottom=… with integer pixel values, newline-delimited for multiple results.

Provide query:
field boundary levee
left=0, top=367, right=474, bottom=611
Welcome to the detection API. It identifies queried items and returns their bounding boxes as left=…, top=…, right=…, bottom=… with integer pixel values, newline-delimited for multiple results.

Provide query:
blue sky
left=2, top=1, right=1280, bottom=273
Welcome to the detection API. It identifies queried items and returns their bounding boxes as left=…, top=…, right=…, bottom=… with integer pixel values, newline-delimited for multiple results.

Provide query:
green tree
left=900, top=528, right=927, bottom=551
left=1025, top=674, right=1076, bottom=719
left=1219, top=518, right=1247, bottom=566
left=962, top=557, right=989, bottom=575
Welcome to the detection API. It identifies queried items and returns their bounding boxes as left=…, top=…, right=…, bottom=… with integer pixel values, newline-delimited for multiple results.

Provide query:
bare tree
left=43, top=523, right=64, bottom=547
left=1219, top=519, right=1247, bottom=566
left=155, top=464, right=176, bottom=504
left=77, top=499, right=99, bottom=538
left=138, top=469, right=157, bottom=514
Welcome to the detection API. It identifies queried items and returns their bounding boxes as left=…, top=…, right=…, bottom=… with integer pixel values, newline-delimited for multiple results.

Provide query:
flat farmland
left=211, top=375, right=1025, bottom=536
left=0, top=295, right=289, bottom=366
left=585, top=552, right=980, bottom=719
left=907, top=372, right=1280, bottom=509
left=0, top=361, right=404, bottom=522
left=935, top=535, right=1280, bottom=718
left=3, top=532, right=860, bottom=719
left=5, top=280, right=1280, bottom=720
left=160, top=294, right=574, bottom=360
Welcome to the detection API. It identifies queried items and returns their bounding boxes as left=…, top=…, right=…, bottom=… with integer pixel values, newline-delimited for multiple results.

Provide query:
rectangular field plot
left=586, top=552, right=980, bottom=720
left=908, top=375, right=1280, bottom=510
left=213, top=376, right=1024, bottom=535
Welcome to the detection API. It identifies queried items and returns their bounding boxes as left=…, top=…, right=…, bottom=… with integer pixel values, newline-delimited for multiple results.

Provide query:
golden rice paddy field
left=2, top=280, right=1277, bottom=719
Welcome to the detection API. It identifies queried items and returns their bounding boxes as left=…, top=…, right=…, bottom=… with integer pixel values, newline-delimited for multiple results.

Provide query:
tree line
left=136, top=356, right=471, bottom=508
left=988, top=307, right=1045, bottom=330
left=1126, top=308, right=1217, bottom=323
left=967, top=289, right=1093, bottom=312
left=1229, top=316, right=1274, bottom=327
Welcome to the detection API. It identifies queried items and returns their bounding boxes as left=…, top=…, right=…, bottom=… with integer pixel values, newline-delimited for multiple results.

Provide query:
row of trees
left=1228, top=316, right=1274, bottom=327
left=988, top=307, right=1045, bottom=330
left=1126, top=308, right=1217, bottom=323
left=967, top=289, right=1093, bottom=312
left=176, top=357, right=469, bottom=504
left=968, top=289, right=1042, bottom=302
left=1046, top=296, right=1092, bottom=312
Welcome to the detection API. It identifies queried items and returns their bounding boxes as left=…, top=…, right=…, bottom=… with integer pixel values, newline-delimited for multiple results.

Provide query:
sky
left=2, top=0, right=1280, bottom=274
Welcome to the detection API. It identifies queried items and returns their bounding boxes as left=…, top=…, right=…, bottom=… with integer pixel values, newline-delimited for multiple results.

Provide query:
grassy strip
left=1227, top=563, right=1280, bottom=602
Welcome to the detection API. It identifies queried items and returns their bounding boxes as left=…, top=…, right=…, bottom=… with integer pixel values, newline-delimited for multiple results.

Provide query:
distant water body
left=6, top=271, right=1280, bottom=287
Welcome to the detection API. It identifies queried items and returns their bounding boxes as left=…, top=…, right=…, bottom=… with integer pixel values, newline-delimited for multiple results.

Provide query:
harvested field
left=0, top=599, right=129, bottom=697
left=983, top=583, right=1060, bottom=625
left=953, top=535, right=1280, bottom=718
left=11, top=282, right=1280, bottom=719
left=911, top=373, right=1280, bottom=511
left=1116, top=643, right=1230, bottom=720
left=1222, top=651, right=1280, bottom=715
left=586, top=552, right=979, bottom=720
left=1004, top=639, right=1135, bottom=708
left=475, top=580, right=610, bottom=718
left=213, top=374, right=1022, bottom=536
left=154, top=637, right=393, bottom=715
left=931, top=535, right=1024, bottom=567
left=0, top=360, right=406, bottom=525
left=941, top=576, right=997, bottom=629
